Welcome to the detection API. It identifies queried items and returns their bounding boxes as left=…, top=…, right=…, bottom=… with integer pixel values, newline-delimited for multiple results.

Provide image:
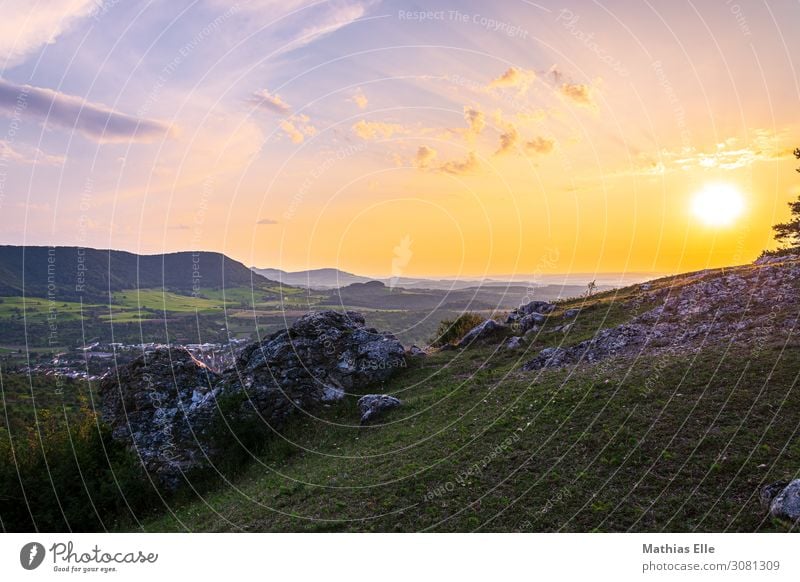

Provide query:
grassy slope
left=137, top=269, right=800, bottom=532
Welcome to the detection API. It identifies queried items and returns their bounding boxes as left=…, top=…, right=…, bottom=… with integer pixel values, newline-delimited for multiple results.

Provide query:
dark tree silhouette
left=770, top=148, right=800, bottom=253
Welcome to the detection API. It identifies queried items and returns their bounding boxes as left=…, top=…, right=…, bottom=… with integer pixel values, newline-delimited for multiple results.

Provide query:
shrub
left=430, top=312, right=486, bottom=347
left=0, top=398, right=160, bottom=532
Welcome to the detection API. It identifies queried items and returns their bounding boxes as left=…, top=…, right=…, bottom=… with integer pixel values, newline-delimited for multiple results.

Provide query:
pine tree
left=770, top=148, right=800, bottom=253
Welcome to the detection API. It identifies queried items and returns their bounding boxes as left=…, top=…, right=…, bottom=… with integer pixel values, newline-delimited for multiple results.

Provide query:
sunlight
left=690, top=183, right=746, bottom=227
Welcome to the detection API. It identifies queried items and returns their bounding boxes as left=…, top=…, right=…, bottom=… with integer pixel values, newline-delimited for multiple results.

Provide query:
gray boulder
left=504, top=336, right=524, bottom=350
left=358, top=394, right=402, bottom=424
left=761, top=479, right=800, bottom=523
left=457, top=319, right=507, bottom=348
left=100, top=311, right=406, bottom=486
left=99, top=347, right=221, bottom=487
left=406, top=345, right=427, bottom=358
left=563, top=308, right=580, bottom=319
left=506, top=300, right=554, bottom=332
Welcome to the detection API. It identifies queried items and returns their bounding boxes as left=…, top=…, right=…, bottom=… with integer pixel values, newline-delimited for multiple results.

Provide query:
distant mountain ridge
left=253, top=267, right=371, bottom=288
left=251, top=266, right=655, bottom=290
left=0, top=246, right=279, bottom=302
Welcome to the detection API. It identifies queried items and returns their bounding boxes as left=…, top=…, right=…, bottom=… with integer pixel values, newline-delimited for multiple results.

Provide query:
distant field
left=0, top=297, right=91, bottom=321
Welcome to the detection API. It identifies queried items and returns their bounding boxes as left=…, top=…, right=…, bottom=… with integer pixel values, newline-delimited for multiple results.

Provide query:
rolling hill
left=0, top=246, right=279, bottom=302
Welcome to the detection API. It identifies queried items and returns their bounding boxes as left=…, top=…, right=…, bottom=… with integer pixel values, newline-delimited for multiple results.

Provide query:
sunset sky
left=0, top=0, right=798, bottom=278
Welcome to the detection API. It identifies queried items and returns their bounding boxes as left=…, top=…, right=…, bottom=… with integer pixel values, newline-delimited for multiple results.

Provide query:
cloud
left=352, top=119, right=408, bottom=140
left=463, top=106, right=486, bottom=142
left=525, top=136, right=555, bottom=155
left=559, top=82, right=595, bottom=108
left=350, top=88, right=368, bottom=109
left=0, top=0, right=100, bottom=67
left=438, top=152, right=479, bottom=175
left=496, top=126, right=520, bottom=156
left=488, top=67, right=536, bottom=93
left=0, top=141, right=64, bottom=166
left=274, top=1, right=369, bottom=56
left=624, top=130, right=794, bottom=176
left=249, top=89, right=291, bottom=114
left=414, top=145, right=438, bottom=168
left=257, top=217, right=279, bottom=225
left=0, top=78, right=173, bottom=142
left=279, top=114, right=317, bottom=143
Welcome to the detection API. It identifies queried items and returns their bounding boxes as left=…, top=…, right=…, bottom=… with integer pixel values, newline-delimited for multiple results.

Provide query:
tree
left=585, top=280, right=597, bottom=297
left=770, top=148, right=800, bottom=253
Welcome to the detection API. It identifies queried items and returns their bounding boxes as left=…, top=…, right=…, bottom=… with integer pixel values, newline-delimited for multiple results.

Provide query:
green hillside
left=0, top=246, right=279, bottom=302
left=133, top=263, right=800, bottom=532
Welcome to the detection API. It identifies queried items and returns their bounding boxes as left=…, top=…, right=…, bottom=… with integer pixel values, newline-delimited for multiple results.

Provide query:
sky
left=0, top=0, right=798, bottom=279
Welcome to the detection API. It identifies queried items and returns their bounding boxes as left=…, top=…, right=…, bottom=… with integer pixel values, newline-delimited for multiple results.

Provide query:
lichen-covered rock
left=504, top=336, right=524, bottom=350
left=563, top=308, right=580, bottom=319
left=761, top=479, right=800, bottom=523
left=457, top=319, right=507, bottom=348
left=358, top=394, right=402, bottom=424
left=523, top=257, right=800, bottom=371
left=406, top=345, right=427, bottom=358
left=100, top=311, right=406, bottom=486
left=99, top=348, right=221, bottom=488
left=229, top=310, right=406, bottom=417
left=506, top=300, right=554, bottom=333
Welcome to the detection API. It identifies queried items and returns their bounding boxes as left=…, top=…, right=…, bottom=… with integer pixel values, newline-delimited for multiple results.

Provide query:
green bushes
left=430, top=312, right=486, bottom=347
left=0, top=382, right=160, bottom=532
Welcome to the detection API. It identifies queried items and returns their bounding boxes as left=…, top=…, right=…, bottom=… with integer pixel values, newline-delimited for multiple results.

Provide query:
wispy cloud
left=0, top=140, right=64, bottom=166
left=0, top=0, right=100, bottom=66
left=525, top=136, right=555, bottom=155
left=274, top=1, right=371, bottom=56
left=279, top=114, right=317, bottom=143
left=350, top=87, right=369, bottom=109
left=249, top=89, right=291, bottom=114
left=559, top=82, right=595, bottom=108
left=496, top=125, right=520, bottom=156
left=352, top=119, right=408, bottom=140
left=487, top=67, right=536, bottom=93
left=624, top=130, right=794, bottom=176
left=256, top=217, right=279, bottom=225
left=0, top=78, right=173, bottom=142
left=414, top=145, right=437, bottom=168
left=439, top=152, right=479, bottom=175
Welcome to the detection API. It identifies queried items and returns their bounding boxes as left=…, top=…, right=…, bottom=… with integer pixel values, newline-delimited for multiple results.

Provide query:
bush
left=0, top=403, right=160, bottom=532
left=430, top=312, right=486, bottom=347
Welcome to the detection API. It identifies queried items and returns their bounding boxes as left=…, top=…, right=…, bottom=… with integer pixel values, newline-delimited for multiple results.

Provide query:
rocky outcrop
left=406, top=345, right=427, bottom=358
left=358, top=394, right=402, bottom=424
left=506, top=300, right=554, bottom=333
left=504, top=336, right=524, bottom=351
left=761, top=479, right=800, bottom=523
left=99, top=348, right=221, bottom=486
left=524, top=258, right=800, bottom=371
left=100, top=311, right=406, bottom=486
left=457, top=319, right=507, bottom=348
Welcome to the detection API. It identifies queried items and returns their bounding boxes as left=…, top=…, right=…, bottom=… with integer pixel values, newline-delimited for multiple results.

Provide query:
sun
left=690, top=183, right=746, bottom=227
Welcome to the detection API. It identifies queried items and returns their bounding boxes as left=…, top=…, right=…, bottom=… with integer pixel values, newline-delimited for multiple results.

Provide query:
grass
left=132, top=269, right=800, bottom=532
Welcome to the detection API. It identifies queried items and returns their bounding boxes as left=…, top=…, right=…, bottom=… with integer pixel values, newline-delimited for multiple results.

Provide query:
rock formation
left=525, top=257, right=800, bottom=370
left=100, top=310, right=406, bottom=487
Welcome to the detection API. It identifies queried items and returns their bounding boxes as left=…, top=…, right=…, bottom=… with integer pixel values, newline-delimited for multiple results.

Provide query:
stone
left=523, top=256, right=800, bottom=371
left=563, top=308, right=580, bottom=319
left=456, top=319, right=507, bottom=348
left=406, top=345, right=427, bottom=357
left=762, top=479, right=800, bottom=523
left=100, top=310, right=406, bottom=486
left=504, top=336, right=523, bottom=350
left=358, top=394, right=402, bottom=424
left=506, top=300, right=554, bottom=333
